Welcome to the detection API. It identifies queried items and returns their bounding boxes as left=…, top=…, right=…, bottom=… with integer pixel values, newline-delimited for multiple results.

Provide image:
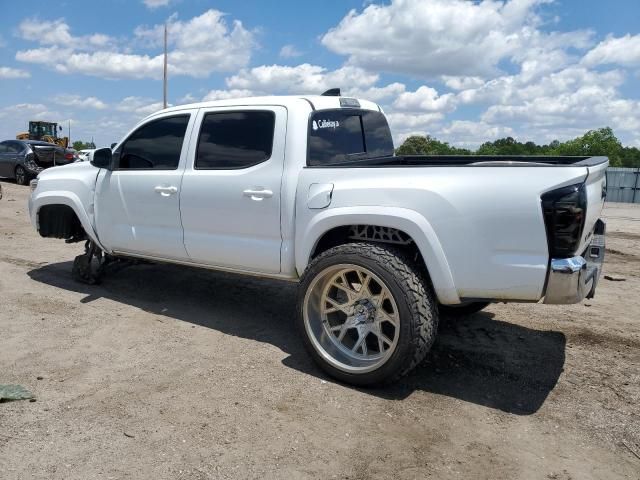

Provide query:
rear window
left=307, top=109, right=394, bottom=166
left=196, top=111, right=275, bottom=169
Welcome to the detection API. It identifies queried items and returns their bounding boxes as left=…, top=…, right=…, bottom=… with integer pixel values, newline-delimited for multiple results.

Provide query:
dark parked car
left=0, top=140, right=77, bottom=185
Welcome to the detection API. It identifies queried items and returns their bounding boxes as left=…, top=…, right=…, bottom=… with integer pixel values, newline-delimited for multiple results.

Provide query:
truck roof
left=156, top=95, right=381, bottom=116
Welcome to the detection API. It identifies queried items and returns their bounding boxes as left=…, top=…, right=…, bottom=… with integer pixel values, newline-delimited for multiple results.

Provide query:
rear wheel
left=15, top=166, right=29, bottom=186
left=297, top=243, right=438, bottom=386
left=439, top=301, right=490, bottom=317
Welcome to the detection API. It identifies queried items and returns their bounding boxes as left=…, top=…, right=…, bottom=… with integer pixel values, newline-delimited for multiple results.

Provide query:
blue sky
left=1, top=0, right=639, bottom=148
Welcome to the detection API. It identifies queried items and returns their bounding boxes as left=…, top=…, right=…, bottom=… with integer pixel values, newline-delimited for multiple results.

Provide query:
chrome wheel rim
left=303, top=264, right=400, bottom=373
left=16, top=167, right=25, bottom=185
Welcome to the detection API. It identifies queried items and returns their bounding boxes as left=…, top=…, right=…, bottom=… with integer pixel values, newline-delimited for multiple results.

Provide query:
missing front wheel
left=72, top=240, right=104, bottom=285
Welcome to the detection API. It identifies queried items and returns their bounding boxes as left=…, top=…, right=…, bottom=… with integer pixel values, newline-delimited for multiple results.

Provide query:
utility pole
left=68, top=120, right=71, bottom=145
left=163, top=23, right=168, bottom=109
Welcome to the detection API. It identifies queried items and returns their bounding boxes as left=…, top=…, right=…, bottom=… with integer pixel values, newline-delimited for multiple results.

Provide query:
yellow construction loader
left=16, top=121, right=69, bottom=148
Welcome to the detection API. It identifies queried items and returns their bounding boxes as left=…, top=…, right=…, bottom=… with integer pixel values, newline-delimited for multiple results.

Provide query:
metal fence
left=605, top=167, right=640, bottom=203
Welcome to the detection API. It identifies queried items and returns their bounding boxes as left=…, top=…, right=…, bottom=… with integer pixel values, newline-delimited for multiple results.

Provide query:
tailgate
left=580, top=160, right=608, bottom=253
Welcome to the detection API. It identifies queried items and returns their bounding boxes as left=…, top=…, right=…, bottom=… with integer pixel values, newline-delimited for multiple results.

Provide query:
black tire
left=439, top=301, right=490, bottom=317
left=15, top=165, right=29, bottom=186
left=297, top=242, right=438, bottom=386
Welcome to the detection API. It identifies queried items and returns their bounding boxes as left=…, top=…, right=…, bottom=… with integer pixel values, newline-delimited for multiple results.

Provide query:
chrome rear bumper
left=544, top=219, right=605, bottom=304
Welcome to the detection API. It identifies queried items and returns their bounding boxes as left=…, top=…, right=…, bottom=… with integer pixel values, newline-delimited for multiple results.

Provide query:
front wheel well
left=37, top=204, right=86, bottom=241
left=310, top=224, right=430, bottom=282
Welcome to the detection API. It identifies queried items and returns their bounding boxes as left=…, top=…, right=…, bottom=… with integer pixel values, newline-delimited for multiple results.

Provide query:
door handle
left=243, top=188, right=273, bottom=201
left=154, top=185, right=178, bottom=196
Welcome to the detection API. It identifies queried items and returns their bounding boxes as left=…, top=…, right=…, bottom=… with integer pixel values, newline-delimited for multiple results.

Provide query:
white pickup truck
left=29, top=91, right=607, bottom=386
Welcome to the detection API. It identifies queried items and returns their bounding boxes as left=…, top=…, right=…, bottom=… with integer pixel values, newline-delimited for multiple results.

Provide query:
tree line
left=396, top=127, right=640, bottom=167
left=71, top=140, right=96, bottom=151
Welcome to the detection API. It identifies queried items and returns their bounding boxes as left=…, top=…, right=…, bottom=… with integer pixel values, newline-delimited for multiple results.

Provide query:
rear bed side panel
left=296, top=206, right=461, bottom=304
left=296, top=165, right=590, bottom=304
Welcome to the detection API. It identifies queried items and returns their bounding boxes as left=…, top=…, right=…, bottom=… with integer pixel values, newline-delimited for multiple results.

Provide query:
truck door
left=180, top=106, right=287, bottom=274
left=94, top=110, right=197, bottom=260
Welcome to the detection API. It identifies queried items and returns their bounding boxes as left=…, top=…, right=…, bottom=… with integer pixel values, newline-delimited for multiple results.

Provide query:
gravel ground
left=0, top=180, right=638, bottom=479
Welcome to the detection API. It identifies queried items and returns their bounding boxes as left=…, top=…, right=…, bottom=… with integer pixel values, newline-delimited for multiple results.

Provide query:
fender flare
left=295, top=206, right=460, bottom=304
left=30, top=190, right=108, bottom=252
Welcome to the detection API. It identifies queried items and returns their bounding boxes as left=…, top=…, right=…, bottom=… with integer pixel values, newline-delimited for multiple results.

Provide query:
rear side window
left=196, top=111, right=275, bottom=169
left=7, top=141, right=23, bottom=153
left=307, top=109, right=394, bottom=166
left=118, top=115, right=189, bottom=170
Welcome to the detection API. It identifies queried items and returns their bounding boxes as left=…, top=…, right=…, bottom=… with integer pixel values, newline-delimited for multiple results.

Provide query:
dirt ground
left=0, top=180, right=638, bottom=480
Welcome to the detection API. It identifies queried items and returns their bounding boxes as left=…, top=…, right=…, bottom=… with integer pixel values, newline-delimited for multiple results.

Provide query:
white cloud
left=346, top=82, right=406, bottom=102
left=279, top=44, right=303, bottom=58
left=18, top=18, right=76, bottom=47
left=18, top=18, right=117, bottom=49
left=321, top=0, right=591, bottom=78
left=582, top=34, right=640, bottom=68
left=439, top=121, right=515, bottom=146
left=16, top=10, right=254, bottom=79
left=16, top=46, right=73, bottom=66
left=0, top=66, right=31, bottom=79
left=456, top=66, right=624, bottom=107
left=227, top=64, right=379, bottom=94
left=480, top=79, right=640, bottom=134
left=56, top=51, right=165, bottom=79
left=6, top=2, right=640, bottom=151
left=198, top=64, right=406, bottom=113
left=143, top=0, right=174, bottom=8
left=53, top=94, right=108, bottom=110
left=203, top=75, right=403, bottom=104
left=441, top=76, right=485, bottom=91
left=0, top=103, right=52, bottom=119
left=393, top=86, right=456, bottom=113
left=116, top=96, right=165, bottom=116
left=385, top=112, right=445, bottom=145
left=177, top=93, right=198, bottom=104
left=202, top=89, right=254, bottom=101
left=383, top=63, right=640, bottom=146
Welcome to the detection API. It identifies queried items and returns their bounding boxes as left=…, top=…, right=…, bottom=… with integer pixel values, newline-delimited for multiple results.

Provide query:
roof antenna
left=321, top=88, right=341, bottom=97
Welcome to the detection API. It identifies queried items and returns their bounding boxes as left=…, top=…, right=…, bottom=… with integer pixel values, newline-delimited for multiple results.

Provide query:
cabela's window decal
left=312, top=119, right=341, bottom=130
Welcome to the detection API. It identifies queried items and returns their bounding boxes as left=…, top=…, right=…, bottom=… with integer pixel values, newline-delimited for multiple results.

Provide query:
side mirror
left=110, top=142, right=117, bottom=149
left=91, top=147, right=114, bottom=170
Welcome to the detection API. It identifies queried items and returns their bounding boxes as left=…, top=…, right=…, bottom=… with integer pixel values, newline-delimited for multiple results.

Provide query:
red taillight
left=541, top=183, right=587, bottom=258
left=64, top=153, right=74, bottom=160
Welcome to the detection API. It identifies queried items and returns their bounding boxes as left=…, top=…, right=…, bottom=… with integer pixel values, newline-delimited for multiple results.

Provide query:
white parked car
left=28, top=91, right=607, bottom=385
left=76, top=149, right=95, bottom=162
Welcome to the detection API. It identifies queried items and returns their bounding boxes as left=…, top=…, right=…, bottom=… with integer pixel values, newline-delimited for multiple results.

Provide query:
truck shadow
left=28, top=261, right=565, bottom=416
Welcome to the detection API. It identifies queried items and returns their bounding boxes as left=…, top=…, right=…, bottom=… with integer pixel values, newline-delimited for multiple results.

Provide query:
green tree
left=550, top=127, right=623, bottom=165
left=72, top=140, right=96, bottom=151
left=476, top=141, right=498, bottom=155
left=395, top=135, right=470, bottom=155
left=619, top=147, right=640, bottom=167
left=394, top=127, right=640, bottom=167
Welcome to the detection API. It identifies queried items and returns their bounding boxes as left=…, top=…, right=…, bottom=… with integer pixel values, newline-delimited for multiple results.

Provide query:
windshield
left=29, top=123, right=57, bottom=137
left=307, top=109, right=394, bottom=166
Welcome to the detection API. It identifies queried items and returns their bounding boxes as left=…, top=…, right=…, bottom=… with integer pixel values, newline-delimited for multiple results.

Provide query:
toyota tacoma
left=28, top=90, right=607, bottom=386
